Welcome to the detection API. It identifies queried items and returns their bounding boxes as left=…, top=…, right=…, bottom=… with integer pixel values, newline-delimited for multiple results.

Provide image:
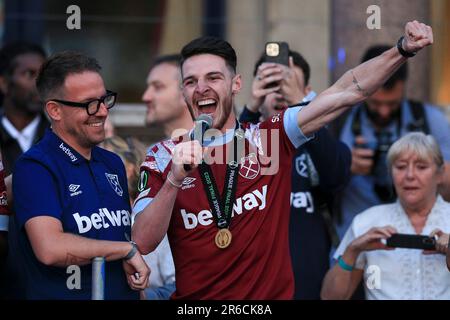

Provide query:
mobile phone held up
left=264, top=42, right=289, bottom=88
left=385, top=233, right=436, bottom=250
left=264, top=42, right=289, bottom=66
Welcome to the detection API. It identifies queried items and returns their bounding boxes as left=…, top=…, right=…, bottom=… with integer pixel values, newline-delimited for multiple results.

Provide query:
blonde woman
left=322, top=132, right=450, bottom=300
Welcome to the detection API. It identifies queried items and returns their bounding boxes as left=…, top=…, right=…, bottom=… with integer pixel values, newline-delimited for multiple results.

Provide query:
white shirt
left=1, top=115, right=41, bottom=152
left=142, top=235, right=175, bottom=288
left=335, top=196, right=450, bottom=300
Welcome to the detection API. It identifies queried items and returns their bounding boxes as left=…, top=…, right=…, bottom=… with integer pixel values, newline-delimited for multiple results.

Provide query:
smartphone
left=386, top=233, right=436, bottom=250
left=264, top=42, right=290, bottom=66
left=263, top=42, right=289, bottom=89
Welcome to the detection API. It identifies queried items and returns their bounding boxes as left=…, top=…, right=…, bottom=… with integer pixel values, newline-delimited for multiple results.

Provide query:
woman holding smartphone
left=321, top=132, right=450, bottom=300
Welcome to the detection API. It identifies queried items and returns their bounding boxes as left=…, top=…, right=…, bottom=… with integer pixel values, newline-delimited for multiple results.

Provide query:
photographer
left=335, top=45, right=450, bottom=240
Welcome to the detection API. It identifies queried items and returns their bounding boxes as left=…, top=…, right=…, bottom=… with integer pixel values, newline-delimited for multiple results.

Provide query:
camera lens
left=372, top=131, right=395, bottom=203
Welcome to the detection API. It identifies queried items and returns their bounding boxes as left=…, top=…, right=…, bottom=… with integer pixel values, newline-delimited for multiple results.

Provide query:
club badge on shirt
left=105, top=173, right=123, bottom=197
left=295, top=154, right=308, bottom=178
left=239, top=153, right=260, bottom=180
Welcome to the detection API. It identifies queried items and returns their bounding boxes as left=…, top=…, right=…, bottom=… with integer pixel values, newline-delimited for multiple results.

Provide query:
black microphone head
left=196, top=114, right=213, bottom=129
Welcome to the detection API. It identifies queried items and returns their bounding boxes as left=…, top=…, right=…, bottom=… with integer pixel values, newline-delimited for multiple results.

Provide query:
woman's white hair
left=387, top=132, right=444, bottom=171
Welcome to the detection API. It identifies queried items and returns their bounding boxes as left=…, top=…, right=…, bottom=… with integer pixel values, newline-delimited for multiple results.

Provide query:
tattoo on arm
left=351, top=70, right=370, bottom=97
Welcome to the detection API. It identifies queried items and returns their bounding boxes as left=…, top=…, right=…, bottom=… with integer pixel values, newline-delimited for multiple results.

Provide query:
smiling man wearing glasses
left=10, top=52, right=149, bottom=299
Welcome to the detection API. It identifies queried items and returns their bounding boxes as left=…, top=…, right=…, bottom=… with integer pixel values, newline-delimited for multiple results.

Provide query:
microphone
left=183, top=114, right=213, bottom=171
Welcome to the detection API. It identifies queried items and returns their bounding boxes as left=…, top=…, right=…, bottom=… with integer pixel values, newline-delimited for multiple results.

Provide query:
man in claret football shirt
left=132, top=23, right=433, bottom=299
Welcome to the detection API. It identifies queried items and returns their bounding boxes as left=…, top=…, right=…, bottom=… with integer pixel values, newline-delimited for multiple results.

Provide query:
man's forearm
left=25, top=216, right=134, bottom=267
left=53, top=236, right=131, bottom=267
left=335, top=47, right=406, bottom=104
left=31, top=233, right=131, bottom=267
left=299, top=47, right=406, bottom=136
left=132, top=180, right=179, bottom=254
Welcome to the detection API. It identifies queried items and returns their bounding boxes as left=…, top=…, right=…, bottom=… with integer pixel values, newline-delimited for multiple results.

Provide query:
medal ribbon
left=198, top=121, right=243, bottom=230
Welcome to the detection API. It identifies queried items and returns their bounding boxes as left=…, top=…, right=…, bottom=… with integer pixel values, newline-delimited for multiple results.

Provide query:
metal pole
left=91, top=257, right=105, bottom=300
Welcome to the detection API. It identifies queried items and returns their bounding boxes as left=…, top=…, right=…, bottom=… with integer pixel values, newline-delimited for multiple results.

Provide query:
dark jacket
left=0, top=113, right=50, bottom=175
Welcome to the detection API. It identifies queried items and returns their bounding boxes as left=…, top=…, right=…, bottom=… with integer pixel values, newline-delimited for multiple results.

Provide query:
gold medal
left=215, top=228, right=232, bottom=249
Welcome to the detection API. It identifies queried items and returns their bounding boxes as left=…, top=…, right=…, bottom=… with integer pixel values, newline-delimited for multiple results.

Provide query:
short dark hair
left=151, top=54, right=181, bottom=69
left=0, top=42, right=46, bottom=77
left=36, top=51, right=101, bottom=101
left=180, top=36, right=237, bottom=73
left=253, top=49, right=311, bottom=85
left=361, top=45, right=408, bottom=90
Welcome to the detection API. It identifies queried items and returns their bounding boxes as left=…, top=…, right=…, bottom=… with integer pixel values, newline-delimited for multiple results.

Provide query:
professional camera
left=372, top=131, right=396, bottom=203
left=354, top=131, right=396, bottom=203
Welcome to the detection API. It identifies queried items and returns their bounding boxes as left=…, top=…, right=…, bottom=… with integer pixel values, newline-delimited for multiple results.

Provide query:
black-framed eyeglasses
left=49, top=90, right=117, bottom=116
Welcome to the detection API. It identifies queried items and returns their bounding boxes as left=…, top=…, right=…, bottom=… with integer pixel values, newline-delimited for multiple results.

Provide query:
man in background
left=138, top=54, right=193, bottom=299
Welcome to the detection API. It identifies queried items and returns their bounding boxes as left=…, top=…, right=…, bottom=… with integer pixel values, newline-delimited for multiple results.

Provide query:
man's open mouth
left=197, top=98, right=217, bottom=114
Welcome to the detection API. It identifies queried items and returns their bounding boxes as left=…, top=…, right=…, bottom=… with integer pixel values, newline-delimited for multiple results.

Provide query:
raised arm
left=298, top=20, right=433, bottom=136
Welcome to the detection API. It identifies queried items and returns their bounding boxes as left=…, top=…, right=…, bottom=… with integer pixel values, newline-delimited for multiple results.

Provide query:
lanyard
left=197, top=121, right=244, bottom=248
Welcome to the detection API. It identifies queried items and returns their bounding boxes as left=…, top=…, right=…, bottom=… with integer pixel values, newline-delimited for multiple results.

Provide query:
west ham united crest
left=105, top=173, right=123, bottom=197
left=239, top=153, right=260, bottom=180
left=295, top=154, right=308, bottom=178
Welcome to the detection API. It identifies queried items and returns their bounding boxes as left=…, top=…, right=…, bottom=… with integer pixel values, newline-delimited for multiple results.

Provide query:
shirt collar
left=395, top=195, right=444, bottom=230
left=45, top=128, right=93, bottom=165
left=201, top=119, right=242, bottom=147
left=1, top=115, right=40, bottom=138
left=302, top=91, right=317, bottom=103
left=202, top=128, right=236, bottom=147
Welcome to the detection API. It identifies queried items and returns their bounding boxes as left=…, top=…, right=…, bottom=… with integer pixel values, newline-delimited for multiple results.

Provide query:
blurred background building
left=1, top=0, right=449, bottom=144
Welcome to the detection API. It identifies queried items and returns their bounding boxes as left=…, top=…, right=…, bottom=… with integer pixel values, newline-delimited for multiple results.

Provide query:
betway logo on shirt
left=180, top=185, right=268, bottom=230
left=290, top=191, right=314, bottom=213
left=73, top=208, right=131, bottom=234
left=59, top=143, right=78, bottom=162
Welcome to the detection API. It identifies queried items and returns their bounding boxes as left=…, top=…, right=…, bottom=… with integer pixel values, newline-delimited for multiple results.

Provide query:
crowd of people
left=1, top=19, right=450, bottom=300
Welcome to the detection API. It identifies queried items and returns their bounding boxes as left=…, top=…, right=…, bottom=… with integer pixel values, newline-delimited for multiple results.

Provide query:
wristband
left=338, top=255, right=354, bottom=272
left=124, top=241, right=138, bottom=260
left=397, top=36, right=416, bottom=58
left=167, top=171, right=182, bottom=188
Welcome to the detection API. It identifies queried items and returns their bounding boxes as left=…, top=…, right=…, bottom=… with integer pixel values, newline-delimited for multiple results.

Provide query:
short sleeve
left=13, top=158, right=62, bottom=229
left=132, top=146, right=167, bottom=223
left=253, top=106, right=314, bottom=164
left=283, top=106, right=315, bottom=149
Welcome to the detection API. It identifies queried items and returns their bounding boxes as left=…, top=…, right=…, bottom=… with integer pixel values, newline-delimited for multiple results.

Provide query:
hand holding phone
left=263, top=42, right=289, bottom=89
left=385, top=233, right=436, bottom=250
left=264, top=42, right=289, bottom=66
